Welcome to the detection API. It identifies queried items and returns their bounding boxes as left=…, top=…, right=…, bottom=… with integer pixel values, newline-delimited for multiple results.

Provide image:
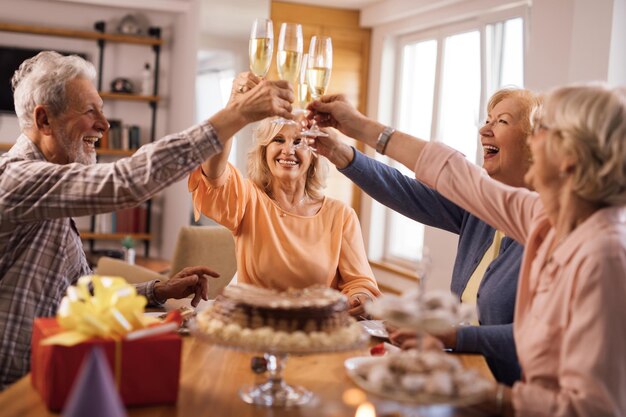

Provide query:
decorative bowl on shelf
left=110, top=78, right=134, bottom=94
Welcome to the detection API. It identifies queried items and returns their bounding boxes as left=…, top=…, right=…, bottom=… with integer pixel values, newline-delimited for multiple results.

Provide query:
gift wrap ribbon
left=41, top=275, right=158, bottom=386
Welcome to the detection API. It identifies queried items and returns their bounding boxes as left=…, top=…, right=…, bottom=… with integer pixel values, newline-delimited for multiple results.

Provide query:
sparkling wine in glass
left=248, top=18, right=274, bottom=77
left=295, top=54, right=311, bottom=113
left=302, top=36, right=332, bottom=137
left=275, top=22, right=303, bottom=125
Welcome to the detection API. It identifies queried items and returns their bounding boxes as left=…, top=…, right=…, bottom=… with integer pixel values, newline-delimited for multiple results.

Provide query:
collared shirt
left=416, top=141, right=626, bottom=417
left=0, top=121, right=222, bottom=389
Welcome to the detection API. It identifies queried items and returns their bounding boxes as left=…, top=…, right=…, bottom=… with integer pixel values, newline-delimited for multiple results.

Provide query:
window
left=195, top=50, right=236, bottom=165
left=378, top=15, right=525, bottom=267
left=195, top=70, right=235, bottom=166
left=194, top=51, right=236, bottom=226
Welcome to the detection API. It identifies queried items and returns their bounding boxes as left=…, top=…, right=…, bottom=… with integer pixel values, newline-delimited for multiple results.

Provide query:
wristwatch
left=375, top=126, right=396, bottom=155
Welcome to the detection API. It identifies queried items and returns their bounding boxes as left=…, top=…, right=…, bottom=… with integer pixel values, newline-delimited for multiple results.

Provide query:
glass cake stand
left=240, top=351, right=309, bottom=406
left=190, top=320, right=368, bottom=407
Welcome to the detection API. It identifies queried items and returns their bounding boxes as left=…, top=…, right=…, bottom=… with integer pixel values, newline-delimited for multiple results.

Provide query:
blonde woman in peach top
left=309, top=84, right=626, bottom=416
left=188, top=75, right=380, bottom=318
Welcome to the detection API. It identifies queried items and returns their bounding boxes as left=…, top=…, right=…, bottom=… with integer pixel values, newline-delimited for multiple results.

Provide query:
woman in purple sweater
left=314, top=88, right=540, bottom=386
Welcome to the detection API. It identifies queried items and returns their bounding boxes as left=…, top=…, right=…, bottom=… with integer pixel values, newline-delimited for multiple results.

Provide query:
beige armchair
left=95, top=256, right=163, bottom=284
left=94, top=225, right=237, bottom=303
left=169, top=225, right=237, bottom=300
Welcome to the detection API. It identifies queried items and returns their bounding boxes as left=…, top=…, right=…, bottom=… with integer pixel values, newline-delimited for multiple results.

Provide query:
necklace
left=274, top=194, right=307, bottom=217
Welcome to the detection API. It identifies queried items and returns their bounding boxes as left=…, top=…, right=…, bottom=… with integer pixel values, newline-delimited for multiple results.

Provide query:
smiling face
left=264, top=124, right=313, bottom=183
left=49, top=77, right=108, bottom=165
left=479, top=97, right=531, bottom=188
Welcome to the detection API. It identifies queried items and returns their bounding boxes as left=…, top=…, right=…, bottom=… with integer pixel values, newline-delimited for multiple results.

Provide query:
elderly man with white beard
left=0, top=51, right=294, bottom=390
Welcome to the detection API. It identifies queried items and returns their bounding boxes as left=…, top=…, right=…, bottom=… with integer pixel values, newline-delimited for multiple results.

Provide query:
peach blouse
left=415, top=142, right=626, bottom=417
left=188, top=163, right=380, bottom=300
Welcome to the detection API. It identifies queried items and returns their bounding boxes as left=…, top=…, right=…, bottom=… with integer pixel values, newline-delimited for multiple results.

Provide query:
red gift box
left=31, top=318, right=181, bottom=412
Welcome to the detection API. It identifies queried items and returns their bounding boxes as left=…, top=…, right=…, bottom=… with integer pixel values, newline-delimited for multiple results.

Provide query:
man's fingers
left=172, top=274, right=198, bottom=288
left=179, top=265, right=220, bottom=278
left=191, top=287, right=202, bottom=307
left=200, top=275, right=209, bottom=300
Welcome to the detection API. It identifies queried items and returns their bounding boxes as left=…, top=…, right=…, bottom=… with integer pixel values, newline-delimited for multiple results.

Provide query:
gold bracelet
left=495, top=384, right=504, bottom=414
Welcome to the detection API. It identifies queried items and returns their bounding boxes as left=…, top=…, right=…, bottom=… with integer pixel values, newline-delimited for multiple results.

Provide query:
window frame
left=376, top=5, right=529, bottom=269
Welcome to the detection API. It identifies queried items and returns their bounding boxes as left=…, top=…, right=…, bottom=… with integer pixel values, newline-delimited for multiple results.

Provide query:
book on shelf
left=98, top=120, right=140, bottom=151
left=92, top=203, right=148, bottom=235
left=128, top=125, right=141, bottom=149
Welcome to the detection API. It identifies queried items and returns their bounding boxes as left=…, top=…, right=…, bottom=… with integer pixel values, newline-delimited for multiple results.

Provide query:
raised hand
left=234, top=78, right=295, bottom=123
left=229, top=72, right=261, bottom=103
left=310, top=128, right=355, bottom=169
left=306, top=94, right=367, bottom=139
left=348, top=293, right=373, bottom=318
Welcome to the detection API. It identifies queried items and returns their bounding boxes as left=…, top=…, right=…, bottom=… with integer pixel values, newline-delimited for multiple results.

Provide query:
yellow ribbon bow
left=42, top=275, right=152, bottom=346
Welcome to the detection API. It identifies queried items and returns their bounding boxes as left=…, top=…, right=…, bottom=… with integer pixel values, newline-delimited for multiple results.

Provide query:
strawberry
left=370, top=342, right=386, bottom=356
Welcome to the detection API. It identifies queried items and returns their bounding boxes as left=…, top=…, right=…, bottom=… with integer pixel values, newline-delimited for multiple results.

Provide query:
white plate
left=359, top=320, right=389, bottom=339
left=345, top=356, right=379, bottom=372
left=344, top=356, right=490, bottom=406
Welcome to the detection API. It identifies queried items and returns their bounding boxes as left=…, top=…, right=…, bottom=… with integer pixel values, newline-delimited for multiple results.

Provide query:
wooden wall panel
left=270, top=1, right=370, bottom=214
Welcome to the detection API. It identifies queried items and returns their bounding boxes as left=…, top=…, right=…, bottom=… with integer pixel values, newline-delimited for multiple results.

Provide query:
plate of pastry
left=344, top=350, right=493, bottom=406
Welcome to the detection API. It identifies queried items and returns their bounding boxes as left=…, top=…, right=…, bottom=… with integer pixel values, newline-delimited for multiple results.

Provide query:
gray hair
left=543, top=84, right=626, bottom=206
left=11, top=51, right=96, bottom=131
left=247, top=117, right=328, bottom=199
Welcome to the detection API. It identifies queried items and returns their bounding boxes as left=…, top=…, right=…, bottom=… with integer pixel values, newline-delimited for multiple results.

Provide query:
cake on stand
left=192, top=284, right=369, bottom=407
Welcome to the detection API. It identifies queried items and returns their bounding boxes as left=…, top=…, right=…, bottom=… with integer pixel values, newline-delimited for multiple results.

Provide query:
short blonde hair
left=542, top=84, right=626, bottom=206
left=247, top=117, right=328, bottom=199
left=487, top=87, right=542, bottom=137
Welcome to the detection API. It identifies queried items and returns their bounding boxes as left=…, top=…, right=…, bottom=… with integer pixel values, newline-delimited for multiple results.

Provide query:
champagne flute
left=248, top=18, right=274, bottom=77
left=301, top=36, right=332, bottom=137
left=295, top=53, right=311, bottom=114
left=275, top=22, right=303, bottom=125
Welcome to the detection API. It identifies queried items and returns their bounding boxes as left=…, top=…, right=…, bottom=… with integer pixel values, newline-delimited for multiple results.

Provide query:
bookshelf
left=0, top=21, right=164, bottom=256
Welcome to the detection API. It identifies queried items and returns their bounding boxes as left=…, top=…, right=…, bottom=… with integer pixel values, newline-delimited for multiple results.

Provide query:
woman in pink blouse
left=308, top=84, right=626, bottom=416
left=188, top=75, right=380, bottom=318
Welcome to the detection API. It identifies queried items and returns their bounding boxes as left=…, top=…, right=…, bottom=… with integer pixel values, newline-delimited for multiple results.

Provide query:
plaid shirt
left=0, top=121, right=222, bottom=389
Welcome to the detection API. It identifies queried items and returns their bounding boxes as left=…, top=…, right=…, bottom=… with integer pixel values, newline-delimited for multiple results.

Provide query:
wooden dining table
left=0, top=331, right=495, bottom=417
